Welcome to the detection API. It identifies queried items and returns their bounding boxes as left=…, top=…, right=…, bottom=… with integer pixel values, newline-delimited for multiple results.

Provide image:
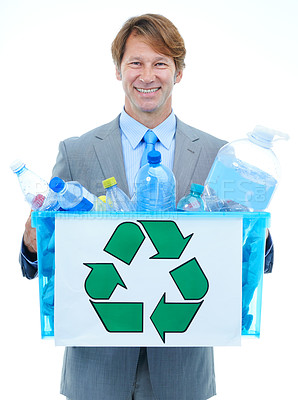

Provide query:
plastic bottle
left=177, top=183, right=205, bottom=211
left=97, top=195, right=106, bottom=211
left=102, top=177, right=134, bottom=212
left=10, top=159, right=60, bottom=211
left=203, top=125, right=289, bottom=211
left=93, top=197, right=106, bottom=211
left=134, top=150, right=176, bottom=211
left=202, top=186, right=249, bottom=212
left=49, top=177, right=102, bottom=211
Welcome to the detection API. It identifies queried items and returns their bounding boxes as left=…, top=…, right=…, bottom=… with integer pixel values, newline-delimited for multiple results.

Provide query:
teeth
left=136, top=88, right=159, bottom=93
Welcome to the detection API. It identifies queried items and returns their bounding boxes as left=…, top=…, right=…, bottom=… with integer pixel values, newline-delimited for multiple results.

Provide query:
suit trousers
left=66, top=348, right=155, bottom=400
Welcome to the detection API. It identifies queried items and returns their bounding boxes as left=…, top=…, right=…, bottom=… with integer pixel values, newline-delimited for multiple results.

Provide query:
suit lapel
left=93, top=116, right=130, bottom=195
left=173, top=118, right=203, bottom=201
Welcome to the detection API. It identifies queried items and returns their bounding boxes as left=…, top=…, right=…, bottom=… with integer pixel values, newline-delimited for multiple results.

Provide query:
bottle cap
left=147, top=150, right=161, bottom=164
left=49, top=177, right=66, bottom=193
left=191, top=183, right=204, bottom=194
left=102, top=177, right=117, bottom=189
left=247, top=125, right=289, bottom=148
left=10, top=159, right=25, bottom=172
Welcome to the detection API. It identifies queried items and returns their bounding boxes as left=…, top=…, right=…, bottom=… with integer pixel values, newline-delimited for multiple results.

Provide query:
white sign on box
left=54, top=213, right=243, bottom=346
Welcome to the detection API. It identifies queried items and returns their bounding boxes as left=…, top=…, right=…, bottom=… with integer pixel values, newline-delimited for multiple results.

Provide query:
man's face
left=116, top=33, right=182, bottom=126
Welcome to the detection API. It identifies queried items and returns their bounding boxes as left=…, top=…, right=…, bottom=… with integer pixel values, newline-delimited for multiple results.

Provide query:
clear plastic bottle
left=102, top=177, right=134, bottom=212
left=203, top=125, right=289, bottom=211
left=93, top=197, right=106, bottom=212
left=10, top=159, right=60, bottom=211
left=49, top=177, right=101, bottom=211
left=96, top=195, right=107, bottom=211
left=134, top=150, right=176, bottom=211
left=177, top=183, right=205, bottom=211
left=202, top=186, right=250, bottom=212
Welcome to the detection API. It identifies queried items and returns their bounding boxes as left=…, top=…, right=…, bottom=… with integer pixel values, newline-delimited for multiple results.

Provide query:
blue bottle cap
left=147, top=150, right=161, bottom=164
left=49, top=177, right=65, bottom=193
left=191, top=183, right=204, bottom=195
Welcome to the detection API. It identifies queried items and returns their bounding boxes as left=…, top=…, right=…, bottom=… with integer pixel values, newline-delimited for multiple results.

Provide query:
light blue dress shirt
left=119, top=108, right=177, bottom=196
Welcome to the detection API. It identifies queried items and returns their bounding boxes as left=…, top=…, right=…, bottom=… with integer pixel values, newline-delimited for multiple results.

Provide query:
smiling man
left=114, top=32, right=183, bottom=128
left=20, top=14, right=230, bottom=400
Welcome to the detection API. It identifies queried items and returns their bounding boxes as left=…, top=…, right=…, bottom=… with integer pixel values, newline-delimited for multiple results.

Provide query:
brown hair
left=111, top=14, right=186, bottom=72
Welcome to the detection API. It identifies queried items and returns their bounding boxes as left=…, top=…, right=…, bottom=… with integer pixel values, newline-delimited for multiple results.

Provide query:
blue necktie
left=140, top=130, right=158, bottom=167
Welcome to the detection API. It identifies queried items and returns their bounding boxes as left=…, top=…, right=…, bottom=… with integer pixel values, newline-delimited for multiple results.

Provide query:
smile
left=135, top=88, right=160, bottom=93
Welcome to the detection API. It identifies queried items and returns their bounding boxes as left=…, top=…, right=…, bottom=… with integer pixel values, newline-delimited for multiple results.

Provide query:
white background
left=1, top=0, right=297, bottom=399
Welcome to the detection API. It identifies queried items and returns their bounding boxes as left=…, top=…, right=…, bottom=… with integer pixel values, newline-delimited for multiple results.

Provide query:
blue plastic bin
left=31, top=211, right=270, bottom=340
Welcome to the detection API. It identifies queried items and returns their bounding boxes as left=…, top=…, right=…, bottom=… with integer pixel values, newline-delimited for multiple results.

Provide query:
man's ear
left=174, top=69, right=183, bottom=84
left=115, top=66, right=122, bottom=81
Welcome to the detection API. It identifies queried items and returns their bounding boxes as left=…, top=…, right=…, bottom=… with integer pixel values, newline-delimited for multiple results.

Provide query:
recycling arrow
left=139, top=220, right=193, bottom=259
left=104, top=222, right=145, bottom=265
left=84, top=263, right=126, bottom=300
left=90, top=301, right=143, bottom=332
left=170, top=258, right=209, bottom=300
left=83, top=219, right=209, bottom=343
left=150, top=293, right=203, bottom=343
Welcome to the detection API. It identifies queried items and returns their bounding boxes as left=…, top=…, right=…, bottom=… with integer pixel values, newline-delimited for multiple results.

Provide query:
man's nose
left=140, top=66, right=155, bottom=83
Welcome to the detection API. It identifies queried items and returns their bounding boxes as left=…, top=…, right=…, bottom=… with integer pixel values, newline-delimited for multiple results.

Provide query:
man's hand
left=23, top=211, right=37, bottom=254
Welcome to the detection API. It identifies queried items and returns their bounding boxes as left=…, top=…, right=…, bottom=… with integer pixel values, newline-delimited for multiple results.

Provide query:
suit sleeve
left=264, top=231, right=274, bottom=273
left=19, top=238, right=38, bottom=279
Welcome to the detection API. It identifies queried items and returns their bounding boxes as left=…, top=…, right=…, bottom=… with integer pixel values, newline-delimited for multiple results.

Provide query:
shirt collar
left=119, top=108, right=176, bottom=150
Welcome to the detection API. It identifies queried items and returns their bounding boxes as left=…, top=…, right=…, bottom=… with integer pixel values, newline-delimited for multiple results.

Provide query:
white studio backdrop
left=0, top=0, right=297, bottom=399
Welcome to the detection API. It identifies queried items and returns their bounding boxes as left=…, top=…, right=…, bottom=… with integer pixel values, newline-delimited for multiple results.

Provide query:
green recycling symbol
left=84, top=220, right=209, bottom=343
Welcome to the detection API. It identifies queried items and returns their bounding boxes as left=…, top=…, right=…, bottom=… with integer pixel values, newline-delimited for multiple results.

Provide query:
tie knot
left=143, top=130, right=158, bottom=145
left=140, top=130, right=158, bottom=168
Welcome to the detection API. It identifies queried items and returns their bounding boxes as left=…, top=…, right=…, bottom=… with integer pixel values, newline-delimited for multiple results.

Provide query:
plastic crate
left=32, top=211, right=270, bottom=341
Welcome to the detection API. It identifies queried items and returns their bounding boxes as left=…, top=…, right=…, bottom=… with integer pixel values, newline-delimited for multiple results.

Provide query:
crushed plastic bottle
left=10, top=159, right=60, bottom=211
left=134, top=150, right=176, bottom=211
left=202, top=186, right=249, bottom=212
left=102, top=177, right=134, bottom=212
left=177, top=183, right=205, bottom=211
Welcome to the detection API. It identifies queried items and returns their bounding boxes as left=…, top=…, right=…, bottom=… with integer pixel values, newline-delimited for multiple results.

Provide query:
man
left=21, top=14, right=273, bottom=400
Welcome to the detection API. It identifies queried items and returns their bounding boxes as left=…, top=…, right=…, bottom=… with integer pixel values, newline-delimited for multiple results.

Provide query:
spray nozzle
left=247, top=125, right=289, bottom=148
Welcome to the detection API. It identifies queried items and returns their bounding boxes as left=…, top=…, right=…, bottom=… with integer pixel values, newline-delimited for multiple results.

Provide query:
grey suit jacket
left=52, top=115, right=226, bottom=202
left=52, top=115, right=226, bottom=400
